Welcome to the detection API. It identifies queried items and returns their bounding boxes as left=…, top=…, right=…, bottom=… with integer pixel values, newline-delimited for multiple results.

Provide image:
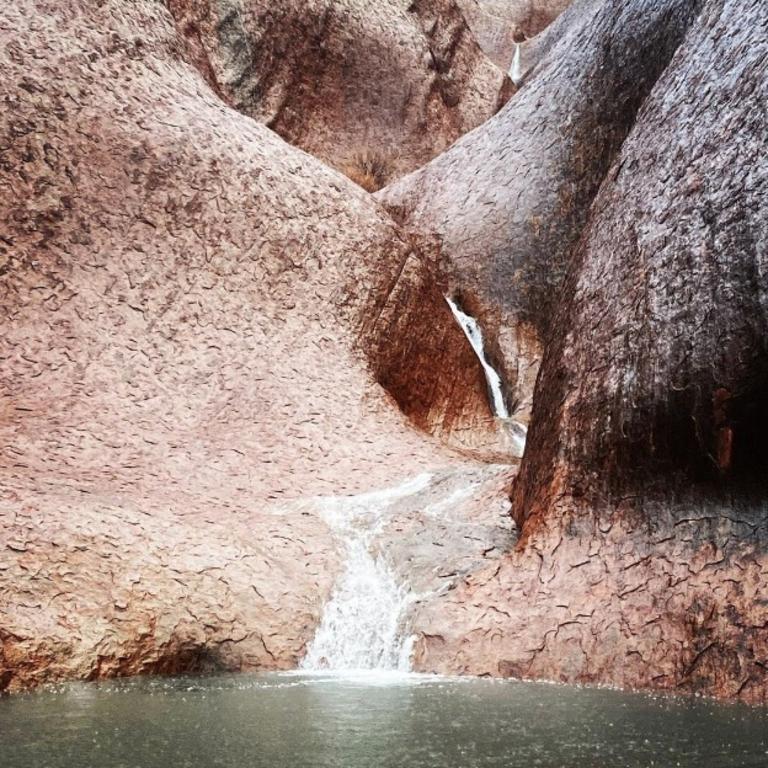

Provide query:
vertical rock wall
left=412, top=0, right=768, bottom=704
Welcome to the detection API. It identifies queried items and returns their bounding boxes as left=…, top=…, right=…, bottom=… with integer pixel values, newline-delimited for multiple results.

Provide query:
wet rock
left=456, top=0, right=573, bottom=68
left=415, top=0, right=768, bottom=704
left=378, top=0, right=704, bottom=424
left=0, top=0, right=507, bottom=691
left=165, top=0, right=512, bottom=187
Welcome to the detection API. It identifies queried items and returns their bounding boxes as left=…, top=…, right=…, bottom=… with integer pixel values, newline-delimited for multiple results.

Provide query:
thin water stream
left=445, top=296, right=527, bottom=455
left=511, top=43, right=523, bottom=85
left=445, top=297, right=509, bottom=419
left=1, top=673, right=765, bottom=767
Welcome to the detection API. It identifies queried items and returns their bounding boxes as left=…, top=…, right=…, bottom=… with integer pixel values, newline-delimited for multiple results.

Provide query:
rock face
left=165, top=0, right=512, bottom=188
left=3, top=0, right=765, bottom=706
left=411, top=0, right=768, bottom=703
left=456, top=0, right=573, bottom=68
left=0, top=0, right=511, bottom=691
left=378, top=0, right=704, bottom=424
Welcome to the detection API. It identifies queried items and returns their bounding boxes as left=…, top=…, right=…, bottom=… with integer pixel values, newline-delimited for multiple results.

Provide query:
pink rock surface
left=0, top=0, right=510, bottom=691
left=166, top=0, right=513, bottom=186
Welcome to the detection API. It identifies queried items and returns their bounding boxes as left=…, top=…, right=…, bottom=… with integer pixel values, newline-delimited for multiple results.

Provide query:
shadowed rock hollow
left=165, top=0, right=513, bottom=188
left=0, top=0, right=514, bottom=691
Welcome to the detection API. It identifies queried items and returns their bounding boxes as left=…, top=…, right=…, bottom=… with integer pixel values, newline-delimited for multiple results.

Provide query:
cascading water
left=303, top=305, right=525, bottom=673
left=445, top=296, right=528, bottom=456
left=445, top=296, right=509, bottom=419
left=510, top=42, right=523, bottom=85
left=301, top=474, right=432, bottom=672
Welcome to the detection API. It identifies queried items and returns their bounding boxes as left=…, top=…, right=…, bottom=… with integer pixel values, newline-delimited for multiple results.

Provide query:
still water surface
left=1, top=672, right=766, bottom=768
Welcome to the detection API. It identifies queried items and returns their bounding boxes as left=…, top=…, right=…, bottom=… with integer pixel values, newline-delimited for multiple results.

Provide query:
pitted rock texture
left=378, top=0, right=704, bottom=423
left=0, top=0, right=512, bottom=691
left=379, top=464, right=517, bottom=597
left=413, top=0, right=768, bottom=704
left=165, top=0, right=512, bottom=187
left=456, top=0, right=572, bottom=68
left=365, top=263, right=528, bottom=460
left=411, top=516, right=768, bottom=704
left=0, top=489, right=339, bottom=690
left=515, top=0, right=602, bottom=85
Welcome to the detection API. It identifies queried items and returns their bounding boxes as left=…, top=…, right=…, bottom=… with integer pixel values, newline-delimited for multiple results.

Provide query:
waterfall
left=511, top=42, right=523, bottom=85
left=445, top=296, right=509, bottom=419
left=301, top=474, right=432, bottom=672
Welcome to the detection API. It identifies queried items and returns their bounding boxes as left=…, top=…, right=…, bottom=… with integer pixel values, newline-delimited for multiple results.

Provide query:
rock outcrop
left=378, top=0, right=704, bottom=423
left=165, top=0, right=512, bottom=188
left=456, top=0, right=573, bottom=68
left=410, top=0, right=768, bottom=704
left=0, top=0, right=512, bottom=691
left=3, top=0, right=765, bottom=706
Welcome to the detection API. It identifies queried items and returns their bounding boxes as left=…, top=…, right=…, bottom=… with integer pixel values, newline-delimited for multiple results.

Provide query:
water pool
left=1, top=672, right=766, bottom=767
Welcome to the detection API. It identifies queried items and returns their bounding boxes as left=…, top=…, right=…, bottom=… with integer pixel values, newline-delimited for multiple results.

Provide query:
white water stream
left=445, top=296, right=509, bottom=419
left=510, top=42, right=523, bottom=85
left=302, top=474, right=432, bottom=672
left=303, top=302, right=524, bottom=672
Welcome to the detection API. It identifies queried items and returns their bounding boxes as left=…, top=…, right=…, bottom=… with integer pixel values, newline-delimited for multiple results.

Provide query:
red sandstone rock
left=3, top=0, right=765, bottom=708
left=412, top=0, right=768, bottom=704
left=456, top=0, right=573, bottom=68
left=165, top=0, right=512, bottom=188
left=378, top=0, right=703, bottom=425
left=0, top=0, right=510, bottom=691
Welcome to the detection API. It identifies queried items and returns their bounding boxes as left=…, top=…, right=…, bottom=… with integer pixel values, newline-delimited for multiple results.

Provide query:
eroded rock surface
left=0, top=0, right=511, bottom=691
left=1, top=490, right=338, bottom=689
left=379, top=0, right=703, bottom=423
left=412, top=0, right=768, bottom=704
left=166, top=0, right=512, bottom=187
left=456, top=0, right=573, bottom=68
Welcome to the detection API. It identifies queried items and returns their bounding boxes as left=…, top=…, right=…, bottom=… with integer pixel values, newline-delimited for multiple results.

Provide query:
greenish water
left=1, top=672, right=766, bottom=767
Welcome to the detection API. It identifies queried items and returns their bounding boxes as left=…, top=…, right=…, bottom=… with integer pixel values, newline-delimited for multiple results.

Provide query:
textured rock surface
left=1, top=490, right=339, bottom=689
left=514, top=0, right=600, bottom=84
left=379, top=0, right=703, bottom=423
left=3, top=0, right=765, bottom=705
left=412, top=0, right=768, bottom=703
left=456, top=0, right=573, bottom=68
left=0, top=0, right=512, bottom=691
left=377, top=464, right=516, bottom=596
left=165, top=0, right=512, bottom=186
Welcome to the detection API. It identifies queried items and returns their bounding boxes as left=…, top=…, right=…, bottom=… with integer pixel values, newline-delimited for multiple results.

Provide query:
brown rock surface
left=411, top=0, right=768, bottom=704
left=0, top=0, right=513, bottom=691
left=378, top=0, right=704, bottom=423
left=4, top=0, right=764, bottom=706
left=456, top=0, right=573, bottom=68
left=165, top=0, right=512, bottom=187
